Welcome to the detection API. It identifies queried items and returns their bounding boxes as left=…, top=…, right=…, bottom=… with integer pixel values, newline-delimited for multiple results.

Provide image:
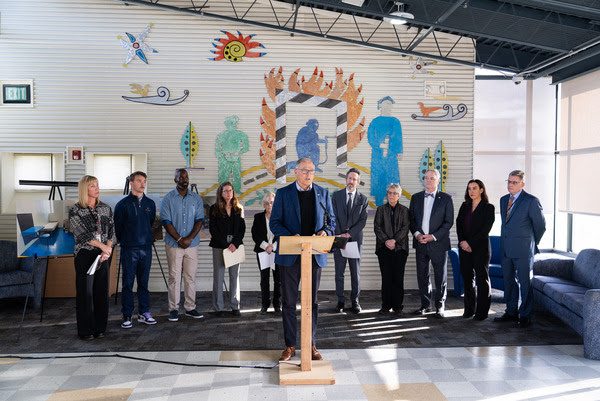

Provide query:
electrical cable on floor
left=1, top=354, right=301, bottom=370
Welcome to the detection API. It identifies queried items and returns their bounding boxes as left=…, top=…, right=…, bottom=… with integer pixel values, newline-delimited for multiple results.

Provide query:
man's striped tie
left=505, top=196, right=515, bottom=221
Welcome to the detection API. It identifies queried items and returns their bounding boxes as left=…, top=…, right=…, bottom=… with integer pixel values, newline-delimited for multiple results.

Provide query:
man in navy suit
left=332, top=168, right=369, bottom=314
left=270, top=157, right=335, bottom=362
left=409, top=169, right=454, bottom=318
left=494, top=170, right=545, bottom=328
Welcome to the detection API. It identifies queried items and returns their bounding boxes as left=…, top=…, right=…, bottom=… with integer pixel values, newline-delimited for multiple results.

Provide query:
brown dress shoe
left=279, top=346, right=296, bottom=361
left=311, top=346, right=323, bottom=361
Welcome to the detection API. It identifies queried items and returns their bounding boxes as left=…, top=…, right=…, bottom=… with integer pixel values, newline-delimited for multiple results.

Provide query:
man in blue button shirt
left=114, top=171, right=157, bottom=329
left=160, top=169, right=204, bottom=322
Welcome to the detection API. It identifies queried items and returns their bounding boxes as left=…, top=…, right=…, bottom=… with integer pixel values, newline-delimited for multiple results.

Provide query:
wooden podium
left=278, top=235, right=336, bottom=385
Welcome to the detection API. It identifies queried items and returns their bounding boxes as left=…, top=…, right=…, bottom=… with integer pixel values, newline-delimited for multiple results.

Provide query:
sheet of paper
left=223, top=244, right=246, bottom=268
left=340, top=241, right=360, bottom=259
left=87, top=255, right=101, bottom=275
left=258, top=251, right=276, bottom=270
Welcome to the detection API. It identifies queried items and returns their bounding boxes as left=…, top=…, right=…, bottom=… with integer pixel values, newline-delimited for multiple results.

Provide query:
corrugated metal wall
left=0, top=0, right=474, bottom=292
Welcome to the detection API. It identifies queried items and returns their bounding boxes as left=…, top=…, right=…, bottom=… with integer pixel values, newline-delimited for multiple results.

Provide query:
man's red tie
left=506, top=196, right=514, bottom=221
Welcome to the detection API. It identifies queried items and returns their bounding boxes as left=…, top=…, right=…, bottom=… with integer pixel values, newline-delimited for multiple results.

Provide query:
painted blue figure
left=296, top=119, right=327, bottom=172
left=368, top=96, right=403, bottom=206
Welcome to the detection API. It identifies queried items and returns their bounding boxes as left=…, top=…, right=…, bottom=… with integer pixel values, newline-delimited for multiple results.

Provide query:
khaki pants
left=165, top=243, right=199, bottom=312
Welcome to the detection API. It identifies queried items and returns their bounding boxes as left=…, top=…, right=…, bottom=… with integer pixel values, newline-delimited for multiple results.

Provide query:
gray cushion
left=562, top=292, right=585, bottom=318
left=532, top=275, right=567, bottom=292
left=0, top=240, right=19, bottom=273
left=572, top=249, right=600, bottom=289
left=0, top=270, right=32, bottom=286
left=542, top=282, right=588, bottom=305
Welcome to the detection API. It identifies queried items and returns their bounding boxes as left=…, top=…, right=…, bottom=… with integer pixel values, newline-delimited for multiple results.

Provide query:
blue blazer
left=409, top=191, right=454, bottom=251
left=500, top=190, right=546, bottom=259
left=270, top=182, right=335, bottom=267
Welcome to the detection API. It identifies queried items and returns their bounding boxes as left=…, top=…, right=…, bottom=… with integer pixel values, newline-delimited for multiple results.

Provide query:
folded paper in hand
left=87, top=255, right=101, bottom=275
left=258, top=251, right=276, bottom=270
left=223, top=244, right=246, bottom=268
left=340, top=241, right=360, bottom=259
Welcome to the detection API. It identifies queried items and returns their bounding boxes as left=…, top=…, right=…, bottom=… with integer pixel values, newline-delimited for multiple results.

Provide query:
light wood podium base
left=279, top=360, right=335, bottom=385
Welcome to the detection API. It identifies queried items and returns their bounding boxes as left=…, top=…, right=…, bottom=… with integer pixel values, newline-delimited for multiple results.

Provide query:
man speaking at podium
left=270, top=157, right=336, bottom=362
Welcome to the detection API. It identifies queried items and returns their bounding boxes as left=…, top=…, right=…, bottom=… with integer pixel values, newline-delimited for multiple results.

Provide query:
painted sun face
left=210, top=31, right=266, bottom=62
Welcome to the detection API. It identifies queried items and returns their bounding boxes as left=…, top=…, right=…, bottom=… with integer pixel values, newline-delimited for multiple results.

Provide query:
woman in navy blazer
left=456, top=179, right=495, bottom=320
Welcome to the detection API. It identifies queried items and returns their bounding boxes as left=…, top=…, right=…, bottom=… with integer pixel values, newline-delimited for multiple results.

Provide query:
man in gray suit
left=409, top=169, right=454, bottom=318
left=494, top=170, right=545, bottom=328
left=332, top=168, right=369, bottom=314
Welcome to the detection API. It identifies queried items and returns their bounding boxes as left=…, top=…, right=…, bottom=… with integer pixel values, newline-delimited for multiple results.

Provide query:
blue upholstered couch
left=450, top=235, right=503, bottom=296
left=0, top=240, right=48, bottom=309
left=533, top=249, right=600, bottom=360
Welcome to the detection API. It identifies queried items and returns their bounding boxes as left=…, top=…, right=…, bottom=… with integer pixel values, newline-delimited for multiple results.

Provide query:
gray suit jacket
left=500, top=190, right=546, bottom=259
left=332, top=189, right=368, bottom=245
left=409, top=191, right=454, bottom=251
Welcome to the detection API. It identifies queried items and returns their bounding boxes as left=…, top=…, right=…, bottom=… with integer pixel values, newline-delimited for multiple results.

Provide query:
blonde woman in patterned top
left=69, top=175, right=115, bottom=340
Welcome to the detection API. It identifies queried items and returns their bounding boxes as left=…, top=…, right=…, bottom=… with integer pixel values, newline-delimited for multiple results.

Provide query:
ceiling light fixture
left=383, top=2, right=414, bottom=25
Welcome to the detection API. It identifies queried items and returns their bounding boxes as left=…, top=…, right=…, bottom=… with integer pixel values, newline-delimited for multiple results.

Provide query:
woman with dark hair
left=69, top=175, right=115, bottom=340
left=456, top=179, right=495, bottom=320
left=209, top=181, right=245, bottom=317
left=373, top=183, right=410, bottom=316
left=251, top=192, right=281, bottom=314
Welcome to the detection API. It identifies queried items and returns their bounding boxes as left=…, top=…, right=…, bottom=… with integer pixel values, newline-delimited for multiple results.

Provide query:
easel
left=278, top=235, right=336, bottom=385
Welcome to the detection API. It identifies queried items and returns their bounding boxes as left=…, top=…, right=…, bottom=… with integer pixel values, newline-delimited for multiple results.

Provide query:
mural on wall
left=118, top=23, right=158, bottom=67
left=425, top=81, right=463, bottom=101
left=181, top=122, right=198, bottom=168
left=419, top=140, right=448, bottom=192
left=216, top=115, right=249, bottom=193
left=368, top=96, right=403, bottom=206
left=260, top=67, right=365, bottom=183
left=409, top=56, right=437, bottom=79
left=293, top=119, right=330, bottom=172
left=210, top=31, right=266, bottom=62
left=122, top=84, right=189, bottom=105
left=411, top=103, right=468, bottom=121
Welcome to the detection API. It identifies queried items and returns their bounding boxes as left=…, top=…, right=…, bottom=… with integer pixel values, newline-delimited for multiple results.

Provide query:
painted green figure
left=216, top=115, right=249, bottom=193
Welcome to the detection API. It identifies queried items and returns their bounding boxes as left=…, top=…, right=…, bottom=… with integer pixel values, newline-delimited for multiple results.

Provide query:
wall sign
left=1, top=80, right=33, bottom=106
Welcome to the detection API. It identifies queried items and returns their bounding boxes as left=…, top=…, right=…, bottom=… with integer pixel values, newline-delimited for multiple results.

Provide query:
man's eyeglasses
left=298, top=169, right=315, bottom=175
left=506, top=180, right=522, bottom=185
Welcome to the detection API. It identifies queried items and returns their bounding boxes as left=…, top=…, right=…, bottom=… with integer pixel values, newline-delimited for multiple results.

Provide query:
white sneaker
left=121, top=316, right=132, bottom=329
left=137, top=312, right=157, bottom=325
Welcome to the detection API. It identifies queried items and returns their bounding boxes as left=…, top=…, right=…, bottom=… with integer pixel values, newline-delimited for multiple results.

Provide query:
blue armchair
left=450, top=235, right=504, bottom=296
left=0, top=240, right=48, bottom=309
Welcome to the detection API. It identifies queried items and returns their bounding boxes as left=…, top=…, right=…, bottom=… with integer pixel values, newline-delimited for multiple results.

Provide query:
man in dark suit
left=494, top=170, right=546, bottom=328
left=270, top=157, right=335, bottom=362
left=409, top=169, right=454, bottom=318
left=332, top=168, right=369, bottom=314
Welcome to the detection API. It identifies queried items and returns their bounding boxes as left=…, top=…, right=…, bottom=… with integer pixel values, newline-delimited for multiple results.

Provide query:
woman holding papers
left=69, top=175, right=115, bottom=340
left=251, top=192, right=281, bottom=315
left=209, top=182, right=245, bottom=317
left=373, top=183, right=410, bottom=316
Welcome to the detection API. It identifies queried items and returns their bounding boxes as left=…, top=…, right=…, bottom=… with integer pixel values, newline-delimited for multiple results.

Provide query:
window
left=14, top=153, right=54, bottom=190
left=474, top=77, right=555, bottom=249
left=85, top=153, right=147, bottom=192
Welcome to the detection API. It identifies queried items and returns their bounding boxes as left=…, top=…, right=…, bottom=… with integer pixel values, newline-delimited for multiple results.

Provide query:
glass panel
left=93, top=155, right=131, bottom=190
left=473, top=154, right=526, bottom=206
left=474, top=80, right=527, bottom=152
left=554, top=212, right=569, bottom=252
left=14, top=154, right=52, bottom=190
left=572, top=214, right=600, bottom=253
left=529, top=155, right=554, bottom=216
left=531, top=79, right=556, bottom=152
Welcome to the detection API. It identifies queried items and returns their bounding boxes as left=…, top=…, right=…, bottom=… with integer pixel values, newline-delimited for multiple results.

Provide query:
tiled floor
left=2, top=345, right=600, bottom=401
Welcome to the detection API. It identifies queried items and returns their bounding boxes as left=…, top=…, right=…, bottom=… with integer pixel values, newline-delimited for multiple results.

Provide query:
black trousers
left=74, top=248, right=110, bottom=337
left=459, top=249, right=491, bottom=318
left=256, top=254, right=281, bottom=309
left=280, top=258, right=321, bottom=348
left=377, top=248, right=408, bottom=311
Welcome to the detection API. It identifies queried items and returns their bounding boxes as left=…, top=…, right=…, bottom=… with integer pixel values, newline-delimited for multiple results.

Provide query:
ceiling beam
left=499, top=0, right=600, bottom=21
